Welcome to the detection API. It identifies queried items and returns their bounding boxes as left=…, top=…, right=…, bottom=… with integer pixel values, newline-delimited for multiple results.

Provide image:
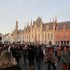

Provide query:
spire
left=53, top=17, right=55, bottom=23
left=31, top=19, right=32, bottom=25
left=53, top=17, right=54, bottom=22
left=15, top=20, right=18, bottom=30
left=41, top=16, right=42, bottom=20
left=50, top=18, right=51, bottom=22
left=55, top=16, right=57, bottom=23
left=27, top=22, right=29, bottom=27
left=24, top=25, right=26, bottom=29
left=16, top=18, right=18, bottom=24
left=53, top=17, right=57, bottom=30
left=36, top=16, right=42, bottom=24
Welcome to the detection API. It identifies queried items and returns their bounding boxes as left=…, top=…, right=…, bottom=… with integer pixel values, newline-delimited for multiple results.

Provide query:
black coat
left=10, top=47, right=21, bottom=62
left=28, top=46, right=35, bottom=61
left=36, top=49, right=44, bottom=61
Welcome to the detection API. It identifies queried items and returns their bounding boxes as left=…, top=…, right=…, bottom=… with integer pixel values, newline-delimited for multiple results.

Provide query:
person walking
left=22, top=45, right=28, bottom=65
left=68, top=47, right=70, bottom=70
left=36, top=45, right=44, bottom=70
left=28, top=44, right=35, bottom=70
left=47, top=48, right=57, bottom=70
left=61, top=46, right=69, bottom=70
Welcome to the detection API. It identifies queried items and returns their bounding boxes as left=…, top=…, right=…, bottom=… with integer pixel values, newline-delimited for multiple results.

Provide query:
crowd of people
left=0, top=41, right=70, bottom=70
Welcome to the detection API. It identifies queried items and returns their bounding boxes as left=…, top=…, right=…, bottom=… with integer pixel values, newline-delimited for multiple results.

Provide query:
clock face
left=0, top=36, right=2, bottom=40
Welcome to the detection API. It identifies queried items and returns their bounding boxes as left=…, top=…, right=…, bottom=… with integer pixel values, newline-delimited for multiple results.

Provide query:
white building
left=4, top=33, right=13, bottom=43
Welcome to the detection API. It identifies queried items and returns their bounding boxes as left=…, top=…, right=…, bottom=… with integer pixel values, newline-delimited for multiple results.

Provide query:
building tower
left=53, top=16, right=57, bottom=30
left=12, top=20, right=18, bottom=42
left=15, top=20, right=18, bottom=31
left=31, top=19, right=32, bottom=26
left=15, top=20, right=18, bottom=42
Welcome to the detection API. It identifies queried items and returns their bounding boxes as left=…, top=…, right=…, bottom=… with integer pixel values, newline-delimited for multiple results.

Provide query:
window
left=55, top=41, right=57, bottom=45
left=45, top=33, right=47, bottom=38
left=58, top=25, right=63, bottom=30
left=66, top=25, right=70, bottom=29
left=67, top=41, right=69, bottom=44
left=48, top=33, right=50, bottom=40
left=58, top=41, right=60, bottom=45
left=32, top=34, right=33, bottom=38
left=51, top=33, right=53, bottom=40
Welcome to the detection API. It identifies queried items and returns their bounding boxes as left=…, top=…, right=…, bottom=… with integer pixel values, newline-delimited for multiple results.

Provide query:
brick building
left=23, top=17, right=70, bottom=46
left=55, top=21, right=70, bottom=46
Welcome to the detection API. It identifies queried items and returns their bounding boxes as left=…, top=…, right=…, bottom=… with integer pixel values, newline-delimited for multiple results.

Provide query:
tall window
left=51, top=33, right=53, bottom=40
left=27, top=35, right=28, bottom=42
left=66, top=25, right=70, bottom=29
left=55, top=41, right=57, bottom=45
left=58, top=25, right=63, bottom=30
left=32, top=34, right=33, bottom=38
left=45, top=33, right=47, bottom=38
left=48, top=33, right=50, bottom=40
left=45, top=33, right=47, bottom=43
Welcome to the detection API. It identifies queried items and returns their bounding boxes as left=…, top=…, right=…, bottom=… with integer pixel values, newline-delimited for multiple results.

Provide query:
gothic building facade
left=23, top=17, right=70, bottom=45
left=23, top=17, right=56, bottom=44
left=12, top=17, right=70, bottom=46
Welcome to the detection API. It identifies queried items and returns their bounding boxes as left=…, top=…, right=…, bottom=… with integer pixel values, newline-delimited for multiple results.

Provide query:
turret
left=54, top=16, right=57, bottom=23
left=50, top=18, right=51, bottom=22
left=36, top=17, right=43, bottom=24
left=53, top=17, right=57, bottom=30
left=31, top=19, right=32, bottom=26
left=15, top=20, right=18, bottom=31
left=27, top=22, right=29, bottom=28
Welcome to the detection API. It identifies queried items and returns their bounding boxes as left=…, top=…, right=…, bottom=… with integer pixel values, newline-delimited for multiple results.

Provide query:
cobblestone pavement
left=19, top=55, right=62, bottom=70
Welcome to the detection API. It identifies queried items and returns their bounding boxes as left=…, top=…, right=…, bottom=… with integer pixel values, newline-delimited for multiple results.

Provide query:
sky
left=0, top=0, right=70, bottom=34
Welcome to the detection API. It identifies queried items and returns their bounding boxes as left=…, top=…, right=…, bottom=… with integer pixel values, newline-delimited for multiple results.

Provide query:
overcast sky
left=0, top=0, right=70, bottom=34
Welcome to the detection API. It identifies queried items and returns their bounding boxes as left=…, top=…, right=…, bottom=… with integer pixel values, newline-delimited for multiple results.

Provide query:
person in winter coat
left=27, top=44, right=35, bottom=70
left=61, top=46, right=69, bottom=70
left=36, top=45, right=44, bottom=70
left=10, top=45, right=21, bottom=64
left=0, top=47, right=3, bottom=56
left=47, top=48, right=56, bottom=70
left=57, top=47, right=61, bottom=62
left=0, top=50, right=21, bottom=70
left=22, top=45, right=28, bottom=65
left=68, top=47, right=70, bottom=70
